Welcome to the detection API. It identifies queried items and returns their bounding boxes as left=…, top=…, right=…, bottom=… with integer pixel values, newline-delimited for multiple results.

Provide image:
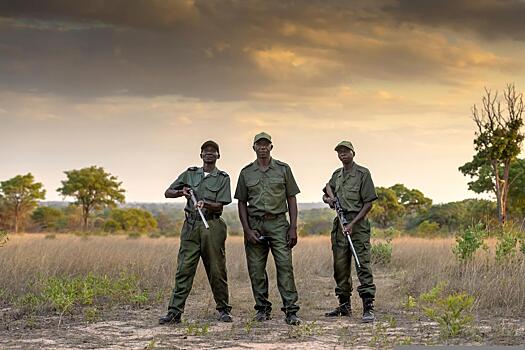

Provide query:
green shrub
left=452, top=223, right=487, bottom=262
left=371, top=240, right=392, bottom=265
left=520, top=239, right=525, bottom=255
left=127, top=231, right=141, bottom=239
left=496, top=231, right=519, bottom=261
left=419, top=282, right=475, bottom=338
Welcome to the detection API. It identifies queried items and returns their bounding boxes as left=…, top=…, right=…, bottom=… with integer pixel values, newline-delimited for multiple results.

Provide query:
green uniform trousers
left=245, top=214, right=300, bottom=314
left=331, top=214, right=376, bottom=301
left=168, top=217, right=231, bottom=313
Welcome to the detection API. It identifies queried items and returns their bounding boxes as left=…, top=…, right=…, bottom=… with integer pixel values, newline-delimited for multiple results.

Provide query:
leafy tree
left=390, top=183, right=432, bottom=215
left=459, top=84, right=524, bottom=225
left=31, top=206, right=64, bottom=231
left=0, top=173, right=46, bottom=233
left=57, top=166, right=125, bottom=230
left=369, top=187, right=405, bottom=228
left=108, top=208, right=157, bottom=233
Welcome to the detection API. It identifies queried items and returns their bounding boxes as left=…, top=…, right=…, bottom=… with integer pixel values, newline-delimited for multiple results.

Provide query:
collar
left=251, top=158, right=276, bottom=172
left=198, top=166, right=219, bottom=177
left=338, top=162, right=358, bottom=178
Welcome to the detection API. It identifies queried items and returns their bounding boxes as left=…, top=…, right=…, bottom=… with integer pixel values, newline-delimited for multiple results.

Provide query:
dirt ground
left=2, top=270, right=524, bottom=350
left=2, top=306, right=525, bottom=349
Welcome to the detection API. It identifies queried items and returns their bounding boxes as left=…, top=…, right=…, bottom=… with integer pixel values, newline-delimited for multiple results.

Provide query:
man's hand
left=343, top=222, right=354, bottom=236
left=323, top=195, right=336, bottom=209
left=195, top=200, right=204, bottom=209
left=244, top=229, right=261, bottom=245
left=181, top=186, right=191, bottom=199
left=287, top=226, right=298, bottom=249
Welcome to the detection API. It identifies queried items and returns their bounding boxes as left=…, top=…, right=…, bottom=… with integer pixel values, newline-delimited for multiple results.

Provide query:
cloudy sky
left=1, top=0, right=525, bottom=204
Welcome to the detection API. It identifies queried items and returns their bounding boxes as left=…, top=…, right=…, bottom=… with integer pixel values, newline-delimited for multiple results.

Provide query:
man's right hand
left=181, top=186, right=191, bottom=199
left=244, top=229, right=261, bottom=244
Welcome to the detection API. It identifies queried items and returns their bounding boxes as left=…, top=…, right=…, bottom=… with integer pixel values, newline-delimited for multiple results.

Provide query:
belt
left=254, top=212, right=285, bottom=220
left=186, top=213, right=221, bottom=221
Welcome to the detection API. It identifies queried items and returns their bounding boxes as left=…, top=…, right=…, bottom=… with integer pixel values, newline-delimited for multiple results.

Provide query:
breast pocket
left=203, top=181, right=221, bottom=201
left=246, top=178, right=261, bottom=197
left=269, top=177, right=286, bottom=197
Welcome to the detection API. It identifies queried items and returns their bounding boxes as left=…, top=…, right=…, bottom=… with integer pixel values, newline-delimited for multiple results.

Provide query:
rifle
left=325, top=184, right=361, bottom=268
left=188, top=188, right=210, bottom=229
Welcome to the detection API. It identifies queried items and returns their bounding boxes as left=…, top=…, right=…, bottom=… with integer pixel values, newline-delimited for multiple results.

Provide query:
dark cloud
left=0, top=1, right=520, bottom=100
left=383, top=0, right=525, bottom=41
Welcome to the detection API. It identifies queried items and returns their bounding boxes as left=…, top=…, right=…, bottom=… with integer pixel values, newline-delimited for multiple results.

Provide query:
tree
left=57, top=166, right=125, bottom=230
left=390, top=183, right=432, bottom=215
left=31, top=206, right=64, bottom=231
left=459, top=84, right=524, bottom=225
left=369, top=187, right=405, bottom=228
left=108, top=208, right=157, bottom=233
left=0, top=173, right=46, bottom=233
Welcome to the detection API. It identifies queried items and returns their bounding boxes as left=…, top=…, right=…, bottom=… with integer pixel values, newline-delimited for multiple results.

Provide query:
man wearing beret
left=159, top=140, right=233, bottom=324
left=235, top=132, right=302, bottom=325
left=322, top=141, right=378, bottom=323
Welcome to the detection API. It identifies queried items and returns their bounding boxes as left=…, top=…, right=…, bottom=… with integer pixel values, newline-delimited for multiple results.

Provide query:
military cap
left=334, top=141, right=355, bottom=153
left=201, top=140, right=220, bottom=155
left=253, top=132, right=272, bottom=144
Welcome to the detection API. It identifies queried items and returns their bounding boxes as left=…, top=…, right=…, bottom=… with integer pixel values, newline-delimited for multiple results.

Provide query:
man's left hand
left=287, top=226, right=298, bottom=249
left=343, top=223, right=354, bottom=235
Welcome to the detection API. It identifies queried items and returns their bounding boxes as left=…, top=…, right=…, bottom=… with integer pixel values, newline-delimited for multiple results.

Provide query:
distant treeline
left=1, top=167, right=524, bottom=236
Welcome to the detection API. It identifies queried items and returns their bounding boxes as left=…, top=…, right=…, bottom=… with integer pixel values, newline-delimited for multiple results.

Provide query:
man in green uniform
left=159, top=140, right=233, bottom=324
left=235, top=132, right=302, bottom=326
left=322, top=141, right=378, bottom=323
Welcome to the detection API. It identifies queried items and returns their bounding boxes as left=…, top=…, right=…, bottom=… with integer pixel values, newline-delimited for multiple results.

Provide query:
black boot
left=285, top=312, right=301, bottom=326
left=361, top=298, right=375, bottom=323
left=254, top=308, right=272, bottom=322
left=159, top=310, right=182, bottom=325
left=325, top=302, right=351, bottom=317
left=218, top=309, right=233, bottom=322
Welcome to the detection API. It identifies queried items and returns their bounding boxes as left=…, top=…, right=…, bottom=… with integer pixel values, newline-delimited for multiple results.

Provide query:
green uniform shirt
left=234, top=158, right=300, bottom=217
left=326, top=162, right=378, bottom=213
left=169, top=167, right=231, bottom=214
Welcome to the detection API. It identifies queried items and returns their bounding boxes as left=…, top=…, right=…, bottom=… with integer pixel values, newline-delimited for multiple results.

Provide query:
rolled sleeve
left=234, top=172, right=248, bottom=202
left=360, top=172, right=378, bottom=203
left=284, top=165, right=300, bottom=197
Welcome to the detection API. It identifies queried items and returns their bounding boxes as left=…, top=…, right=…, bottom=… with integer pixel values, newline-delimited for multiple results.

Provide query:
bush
left=452, top=223, right=487, bottom=262
left=371, top=240, right=392, bottom=265
left=418, top=282, right=475, bottom=338
left=417, top=220, right=440, bottom=236
left=0, top=230, right=8, bottom=247
left=495, top=231, right=519, bottom=261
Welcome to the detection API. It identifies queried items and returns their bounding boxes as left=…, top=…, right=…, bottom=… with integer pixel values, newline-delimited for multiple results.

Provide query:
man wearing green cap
left=322, top=141, right=378, bottom=323
left=235, top=132, right=302, bottom=326
left=159, top=140, right=233, bottom=325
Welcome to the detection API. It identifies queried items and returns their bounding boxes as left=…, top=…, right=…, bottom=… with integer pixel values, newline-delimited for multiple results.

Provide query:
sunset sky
left=1, top=0, right=525, bottom=204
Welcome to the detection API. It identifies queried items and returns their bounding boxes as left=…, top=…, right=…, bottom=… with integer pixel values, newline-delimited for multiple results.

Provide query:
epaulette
left=187, top=166, right=198, bottom=171
left=355, top=164, right=370, bottom=174
left=274, top=159, right=288, bottom=167
left=219, top=170, right=229, bottom=177
left=332, top=167, right=343, bottom=176
left=241, top=163, right=253, bottom=171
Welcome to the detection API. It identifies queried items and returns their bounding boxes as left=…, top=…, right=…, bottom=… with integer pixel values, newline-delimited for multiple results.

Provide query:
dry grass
left=0, top=234, right=524, bottom=318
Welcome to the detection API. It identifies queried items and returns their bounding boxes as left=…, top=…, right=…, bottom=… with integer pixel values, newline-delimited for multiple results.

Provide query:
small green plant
left=419, top=282, right=475, bottom=338
left=287, top=321, right=323, bottom=338
left=496, top=231, right=518, bottom=261
left=403, top=295, right=417, bottom=310
left=385, top=315, right=397, bottom=328
left=145, top=338, right=157, bottom=349
left=184, top=320, right=210, bottom=336
left=371, top=240, right=392, bottom=265
left=244, top=318, right=255, bottom=334
left=83, top=306, right=98, bottom=322
left=452, top=223, right=487, bottom=261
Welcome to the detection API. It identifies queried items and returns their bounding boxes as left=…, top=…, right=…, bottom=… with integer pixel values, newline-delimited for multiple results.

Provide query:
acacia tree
left=459, top=84, right=524, bottom=225
left=0, top=173, right=46, bottom=233
left=57, top=166, right=125, bottom=230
